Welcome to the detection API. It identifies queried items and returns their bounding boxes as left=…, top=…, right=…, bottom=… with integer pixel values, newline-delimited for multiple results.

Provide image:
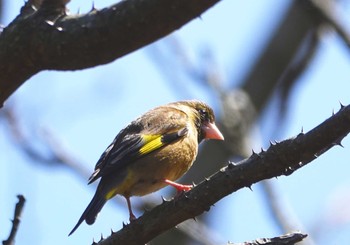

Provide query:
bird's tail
left=68, top=191, right=107, bottom=236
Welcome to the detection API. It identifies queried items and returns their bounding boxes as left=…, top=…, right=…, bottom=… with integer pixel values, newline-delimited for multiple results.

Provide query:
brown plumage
left=69, top=100, right=224, bottom=235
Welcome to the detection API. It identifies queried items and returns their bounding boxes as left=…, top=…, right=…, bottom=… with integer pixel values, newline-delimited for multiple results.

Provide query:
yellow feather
left=139, top=134, right=164, bottom=155
left=105, top=168, right=135, bottom=199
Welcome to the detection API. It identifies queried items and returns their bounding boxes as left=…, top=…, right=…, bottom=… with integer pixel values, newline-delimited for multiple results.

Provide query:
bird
left=68, top=100, right=224, bottom=235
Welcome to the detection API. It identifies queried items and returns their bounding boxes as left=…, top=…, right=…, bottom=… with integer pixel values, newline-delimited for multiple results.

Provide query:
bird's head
left=179, top=100, right=224, bottom=143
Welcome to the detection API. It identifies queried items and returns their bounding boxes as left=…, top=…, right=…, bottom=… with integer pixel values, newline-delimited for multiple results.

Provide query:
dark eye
left=198, top=109, right=209, bottom=121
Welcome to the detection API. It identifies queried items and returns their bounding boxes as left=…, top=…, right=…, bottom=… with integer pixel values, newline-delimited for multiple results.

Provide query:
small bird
left=69, top=100, right=224, bottom=235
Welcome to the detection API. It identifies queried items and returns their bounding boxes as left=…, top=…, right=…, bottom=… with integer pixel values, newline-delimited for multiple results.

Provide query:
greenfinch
left=69, top=100, right=224, bottom=235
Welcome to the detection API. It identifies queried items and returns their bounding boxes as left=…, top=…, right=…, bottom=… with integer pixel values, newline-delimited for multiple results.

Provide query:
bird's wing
left=88, top=106, right=189, bottom=184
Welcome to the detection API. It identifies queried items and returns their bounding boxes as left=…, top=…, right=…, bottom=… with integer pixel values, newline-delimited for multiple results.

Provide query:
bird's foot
left=164, top=179, right=193, bottom=193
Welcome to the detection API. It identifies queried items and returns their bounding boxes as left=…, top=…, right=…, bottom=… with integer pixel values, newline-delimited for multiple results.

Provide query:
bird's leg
left=164, top=179, right=193, bottom=192
left=125, top=196, right=136, bottom=222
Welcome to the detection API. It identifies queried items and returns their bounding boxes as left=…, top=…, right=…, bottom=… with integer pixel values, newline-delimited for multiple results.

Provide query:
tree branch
left=232, top=231, right=307, bottom=245
left=0, top=0, right=220, bottom=106
left=2, top=195, right=26, bottom=245
left=306, top=0, right=350, bottom=49
left=93, top=104, right=350, bottom=244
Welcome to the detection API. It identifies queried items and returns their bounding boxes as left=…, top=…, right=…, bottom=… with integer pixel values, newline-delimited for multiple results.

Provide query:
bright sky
left=1, top=1, right=350, bottom=245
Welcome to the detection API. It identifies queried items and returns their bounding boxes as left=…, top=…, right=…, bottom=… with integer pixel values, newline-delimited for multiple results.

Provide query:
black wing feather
left=88, top=107, right=189, bottom=183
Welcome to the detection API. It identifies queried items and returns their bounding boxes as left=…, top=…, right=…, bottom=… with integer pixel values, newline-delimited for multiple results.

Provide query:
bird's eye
left=198, top=109, right=209, bottom=120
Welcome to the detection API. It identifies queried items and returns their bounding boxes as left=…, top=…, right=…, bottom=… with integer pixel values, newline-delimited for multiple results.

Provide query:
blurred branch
left=307, top=0, right=350, bottom=49
left=147, top=36, right=223, bottom=99
left=261, top=181, right=305, bottom=233
left=231, top=231, right=307, bottom=245
left=241, top=0, right=324, bottom=114
left=260, top=181, right=315, bottom=245
left=96, top=104, right=350, bottom=244
left=276, top=27, right=320, bottom=122
left=2, top=195, right=26, bottom=245
left=0, top=0, right=220, bottom=107
left=1, top=105, right=91, bottom=180
left=176, top=219, right=225, bottom=245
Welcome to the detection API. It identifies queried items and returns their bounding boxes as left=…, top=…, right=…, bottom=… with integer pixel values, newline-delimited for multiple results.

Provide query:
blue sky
left=1, top=0, right=350, bottom=244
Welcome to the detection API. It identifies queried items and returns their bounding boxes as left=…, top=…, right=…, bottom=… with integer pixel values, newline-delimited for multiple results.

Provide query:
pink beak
left=202, top=122, right=224, bottom=140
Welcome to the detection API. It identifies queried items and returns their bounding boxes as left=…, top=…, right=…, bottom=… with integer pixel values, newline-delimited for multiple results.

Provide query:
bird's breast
left=123, top=136, right=198, bottom=197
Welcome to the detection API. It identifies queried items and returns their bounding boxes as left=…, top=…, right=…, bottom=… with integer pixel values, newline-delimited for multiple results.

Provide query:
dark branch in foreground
left=0, top=0, right=220, bottom=106
left=93, top=104, right=350, bottom=244
left=232, top=231, right=307, bottom=245
left=2, top=195, right=26, bottom=245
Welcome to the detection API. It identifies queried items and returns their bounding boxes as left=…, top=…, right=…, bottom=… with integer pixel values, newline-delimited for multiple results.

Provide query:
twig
left=2, top=195, right=26, bottom=245
left=230, top=231, right=307, bottom=245
left=95, top=104, right=350, bottom=244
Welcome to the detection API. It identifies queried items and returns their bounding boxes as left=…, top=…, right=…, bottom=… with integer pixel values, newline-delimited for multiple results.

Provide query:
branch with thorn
left=2, top=195, right=26, bottom=245
left=231, top=231, right=307, bottom=245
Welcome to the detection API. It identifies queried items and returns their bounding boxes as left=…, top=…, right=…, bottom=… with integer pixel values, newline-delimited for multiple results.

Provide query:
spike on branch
left=3, top=195, right=26, bottom=245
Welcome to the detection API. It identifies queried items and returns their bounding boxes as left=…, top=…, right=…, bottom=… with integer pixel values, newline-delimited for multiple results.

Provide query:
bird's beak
left=202, top=122, right=224, bottom=140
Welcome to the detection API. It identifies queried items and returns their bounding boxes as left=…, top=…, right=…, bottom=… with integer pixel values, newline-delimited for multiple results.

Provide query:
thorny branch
left=2, top=195, right=26, bottom=245
left=0, top=0, right=220, bottom=107
left=231, top=231, right=307, bottom=245
left=94, top=104, right=350, bottom=244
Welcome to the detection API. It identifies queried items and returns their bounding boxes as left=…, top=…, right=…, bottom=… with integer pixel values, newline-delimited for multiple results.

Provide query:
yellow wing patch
left=139, top=134, right=164, bottom=155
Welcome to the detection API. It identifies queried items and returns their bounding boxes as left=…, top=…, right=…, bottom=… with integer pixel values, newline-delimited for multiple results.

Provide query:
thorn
left=45, top=20, right=54, bottom=26
left=333, top=139, right=344, bottom=147
left=283, top=166, right=295, bottom=176
left=92, top=238, right=97, bottom=245
left=192, top=182, right=196, bottom=187
left=332, top=109, right=335, bottom=116
left=247, top=185, right=253, bottom=191
left=183, top=192, right=190, bottom=199
left=205, top=177, right=210, bottom=182
left=193, top=216, right=197, bottom=222
left=301, top=127, right=304, bottom=133
left=161, top=195, right=168, bottom=203
left=100, top=233, right=104, bottom=241
left=90, top=2, right=97, bottom=12
left=269, top=141, right=274, bottom=146
left=260, top=147, right=265, bottom=153
left=122, top=222, right=128, bottom=228
left=110, top=229, right=114, bottom=235
left=339, top=101, right=345, bottom=109
left=251, top=150, right=261, bottom=159
left=56, top=26, right=63, bottom=31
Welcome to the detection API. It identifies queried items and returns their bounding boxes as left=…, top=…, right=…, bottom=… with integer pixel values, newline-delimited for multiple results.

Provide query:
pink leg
left=164, top=179, right=193, bottom=192
left=125, top=196, right=136, bottom=221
